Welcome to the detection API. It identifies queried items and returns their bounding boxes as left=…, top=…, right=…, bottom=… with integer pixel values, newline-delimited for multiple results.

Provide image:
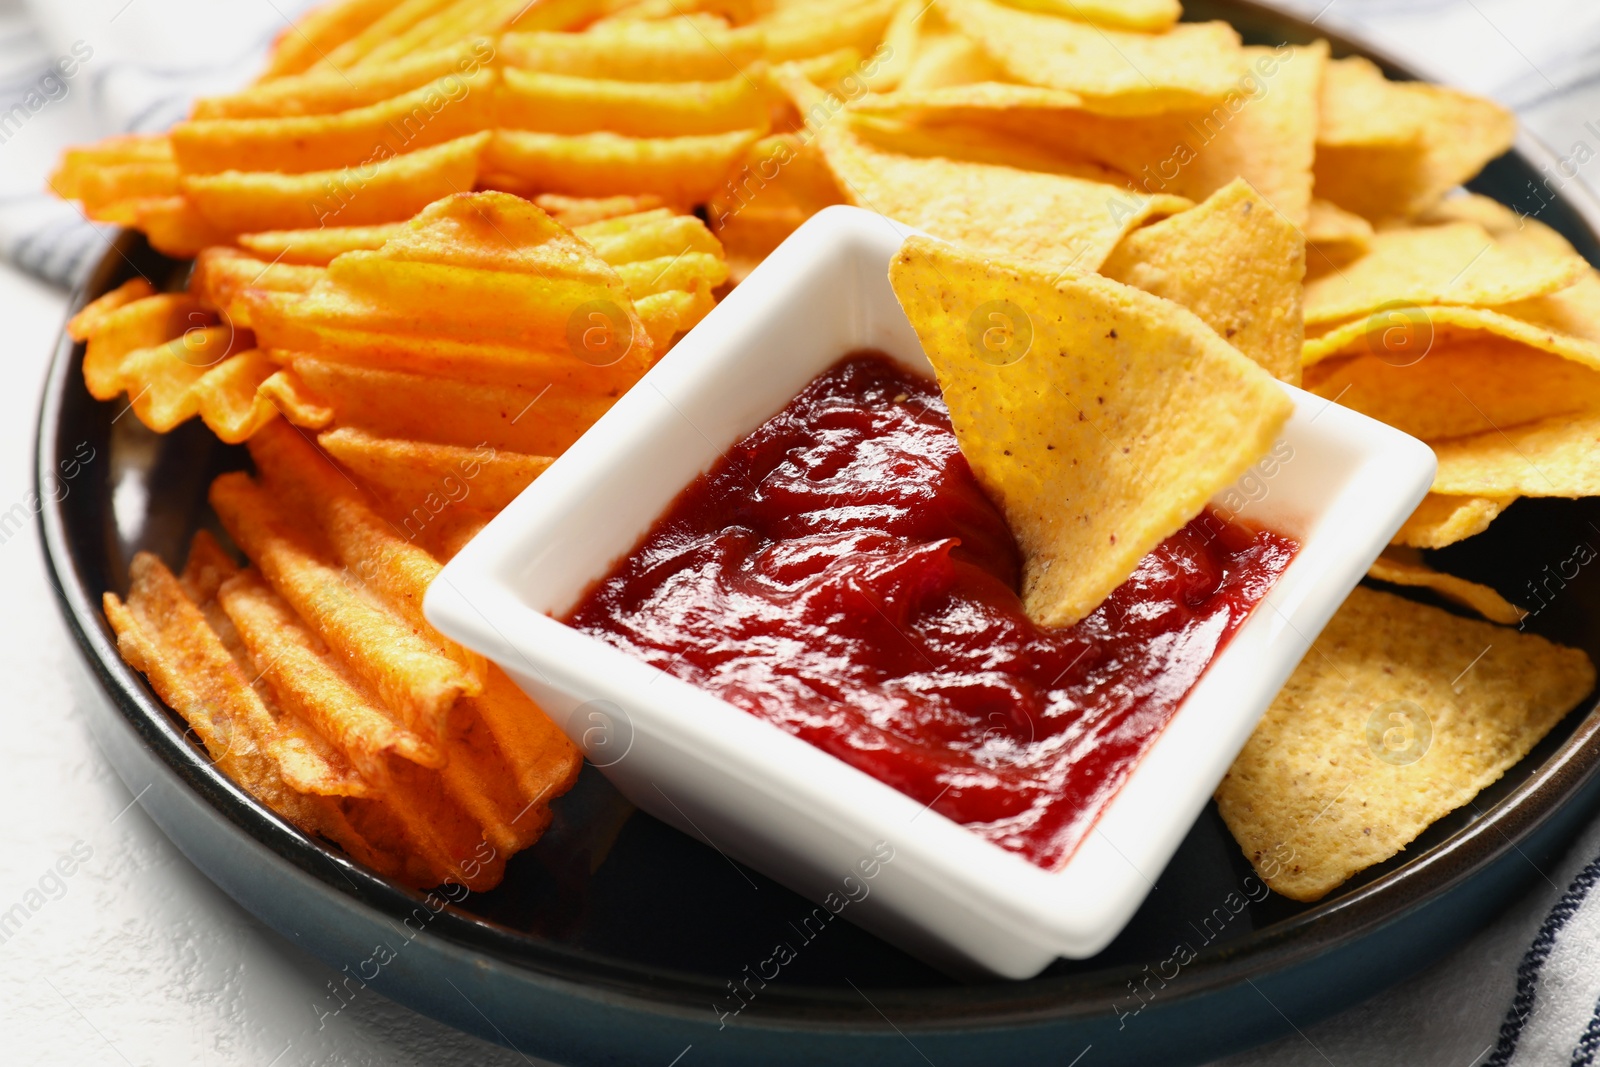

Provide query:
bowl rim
left=34, top=0, right=1600, bottom=1033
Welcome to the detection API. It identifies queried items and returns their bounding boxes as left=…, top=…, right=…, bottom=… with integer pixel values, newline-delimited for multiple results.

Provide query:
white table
left=3, top=0, right=1598, bottom=1062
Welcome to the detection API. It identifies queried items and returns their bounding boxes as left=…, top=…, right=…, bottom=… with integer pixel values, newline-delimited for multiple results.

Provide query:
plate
left=37, top=3, right=1600, bottom=1063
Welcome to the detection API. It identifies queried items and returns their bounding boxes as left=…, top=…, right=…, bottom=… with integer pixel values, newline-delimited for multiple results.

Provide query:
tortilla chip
left=787, top=87, right=1189, bottom=271
left=1217, top=585, right=1593, bottom=901
left=1313, top=57, right=1516, bottom=222
left=1367, top=547, right=1525, bottom=625
left=857, top=43, right=1326, bottom=229
left=1303, top=221, right=1587, bottom=327
left=1101, top=179, right=1305, bottom=384
left=938, top=0, right=1244, bottom=115
left=1303, top=337, right=1600, bottom=441
left=889, top=235, right=1292, bottom=626
left=1393, top=493, right=1515, bottom=549
left=1432, top=411, right=1600, bottom=497
left=1306, top=197, right=1373, bottom=268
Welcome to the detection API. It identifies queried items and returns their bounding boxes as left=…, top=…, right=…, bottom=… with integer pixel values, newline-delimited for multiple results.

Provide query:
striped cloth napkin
left=6, top=1, right=1600, bottom=1064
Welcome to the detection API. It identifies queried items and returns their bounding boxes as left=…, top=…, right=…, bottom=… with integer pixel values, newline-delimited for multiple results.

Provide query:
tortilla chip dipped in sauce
left=889, top=234, right=1294, bottom=628
left=566, top=244, right=1300, bottom=869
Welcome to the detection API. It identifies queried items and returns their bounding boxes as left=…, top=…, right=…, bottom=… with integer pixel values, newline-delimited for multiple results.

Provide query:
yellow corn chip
left=1305, top=197, right=1373, bottom=267
left=1313, top=57, right=1516, bottom=221
left=1432, top=411, right=1600, bottom=497
left=889, top=235, right=1292, bottom=626
left=1101, top=179, right=1305, bottom=384
left=1303, top=221, right=1588, bottom=327
left=938, top=0, right=1243, bottom=115
left=1304, top=338, right=1600, bottom=441
left=1394, top=493, right=1515, bottom=549
left=1217, top=586, right=1592, bottom=901
left=1367, top=547, right=1524, bottom=625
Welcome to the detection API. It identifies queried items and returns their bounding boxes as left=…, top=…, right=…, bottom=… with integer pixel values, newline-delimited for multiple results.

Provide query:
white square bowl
left=425, top=205, right=1437, bottom=979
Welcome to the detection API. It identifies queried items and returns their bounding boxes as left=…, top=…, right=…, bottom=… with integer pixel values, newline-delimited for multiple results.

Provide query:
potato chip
left=50, top=134, right=175, bottom=207
left=710, top=134, right=846, bottom=281
left=259, top=0, right=396, bottom=79
left=1303, top=338, right=1600, bottom=441
left=312, top=0, right=485, bottom=71
left=349, top=0, right=532, bottom=69
left=636, top=282, right=718, bottom=349
left=535, top=192, right=666, bottom=226
left=1216, top=586, right=1592, bottom=901
left=209, top=471, right=476, bottom=738
left=1394, top=493, right=1515, bottom=549
left=1313, top=57, right=1516, bottom=222
left=938, top=0, right=1245, bottom=115
left=221, top=41, right=492, bottom=118
left=890, top=235, right=1292, bottom=626
left=486, top=127, right=765, bottom=205
left=218, top=569, right=445, bottom=774
left=245, top=192, right=654, bottom=389
left=120, top=326, right=254, bottom=433
left=77, top=292, right=212, bottom=400
left=183, top=131, right=490, bottom=234
left=1367, top=547, right=1524, bottom=625
left=500, top=18, right=762, bottom=81
left=237, top=224, right=404, bottom=265
left=1432, top=411, right=1600, bottom=497
left=1302, top=221, right=1588, bottom=327
left=106, top=553, right=372, bottom=809
left=270, top=358, right=617, bottom=455
left=172, top=67, right=495, bottom=175
left=999, top=0, right=1179, bottom=31
left=67, top=278, right=156, bottom=342
left=499, top=66, right=769, bottom=137
left=247, top=421, right=486, bottom=684
left=318, top=427, right=552, bottom=514
left=762, top=0, right=896, bottom=63
left=133, top=195, right=235, bottom=258
left=190, top=248, right=325, bottom=325
left=1101, top=179, right=1305, bottom=383
left=187, top=350, right=282, bottom=444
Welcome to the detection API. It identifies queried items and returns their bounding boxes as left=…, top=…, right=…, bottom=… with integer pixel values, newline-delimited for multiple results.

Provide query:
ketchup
left=567, top=353, right=1296, bottom=869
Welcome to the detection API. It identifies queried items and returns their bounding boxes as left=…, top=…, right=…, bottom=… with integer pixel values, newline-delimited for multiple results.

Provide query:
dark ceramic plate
left=37, top=4, right=1600, bottom=1064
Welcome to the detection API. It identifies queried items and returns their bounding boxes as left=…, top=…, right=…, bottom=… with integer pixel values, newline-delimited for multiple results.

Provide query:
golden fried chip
left=499, top=66, right=769, bottom=137
left=500, top=18, right=762, bottom=81
left=1432, top=412, right=1600, bottom=497
left=247, top=421, right=486, bottom=685
left=785, top=76, right=1189, bottom=271
left=1313, top=57, right=1516, bottom=221
left=636, top=282, right=718, bottom=349
left=1304, top=338, right=1600, bottom=441
left=190, top=248, right=325, bottom=325
left=1303, top=221, right=1588, bottom=327
left=1216, top=586, right=1591, bottom=901
left=245, top=192, right=655, bottom=389
left=998, top=0, right=1178, bottom=31
left=132, top=195, right=235, bottom=258
left=209, top=471, right=474, bottom=737
left=77, top=293, right=211, bottom=400
left=107, top=546, right=367, bottom=802
left=317, top=427, right=552, bottom=514
left=258, top=0, right=396, bottom=79
left=274, top=358, right=617, bottom=455
left=237, top=224, right=404, bottom=266
left=535, top=193, right=666, bottom=226
left=68, top=278, right=156, bottom=342
left=174, top=68, right=495, bottom=176
left=1305, top=197, right=1373, bottom=267
left=1367, top=547, right=1524, bottom=625
left=866, top=42, right=1326, bottom=229
left=189, top=350, right=281, bottom=443
left=1303, top=269, right=1600, bottom=371
left=486, top=127, right=765, bottom=205
left=890, top=235, right=1292, bottom=626
left=1394, top=493, right=1515, bottom=549
left=1101, top=179, right=1305, bottom=383
left=938, top=0, right=1244, bottom=115
left=227, top=41, right=491, bottom=117
left=120, top=326, right=251, bottom=433
left=218, top=569, right=444, bottom=775
left=761, top=0, right=896, bottom=62
left=183, top=131, right=490, bottom=233
left=710, top=133, right=846, bottom=280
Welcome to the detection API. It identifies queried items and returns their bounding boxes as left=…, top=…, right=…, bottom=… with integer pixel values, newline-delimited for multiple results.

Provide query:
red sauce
left=567, top=353, right=1297, bottom=869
